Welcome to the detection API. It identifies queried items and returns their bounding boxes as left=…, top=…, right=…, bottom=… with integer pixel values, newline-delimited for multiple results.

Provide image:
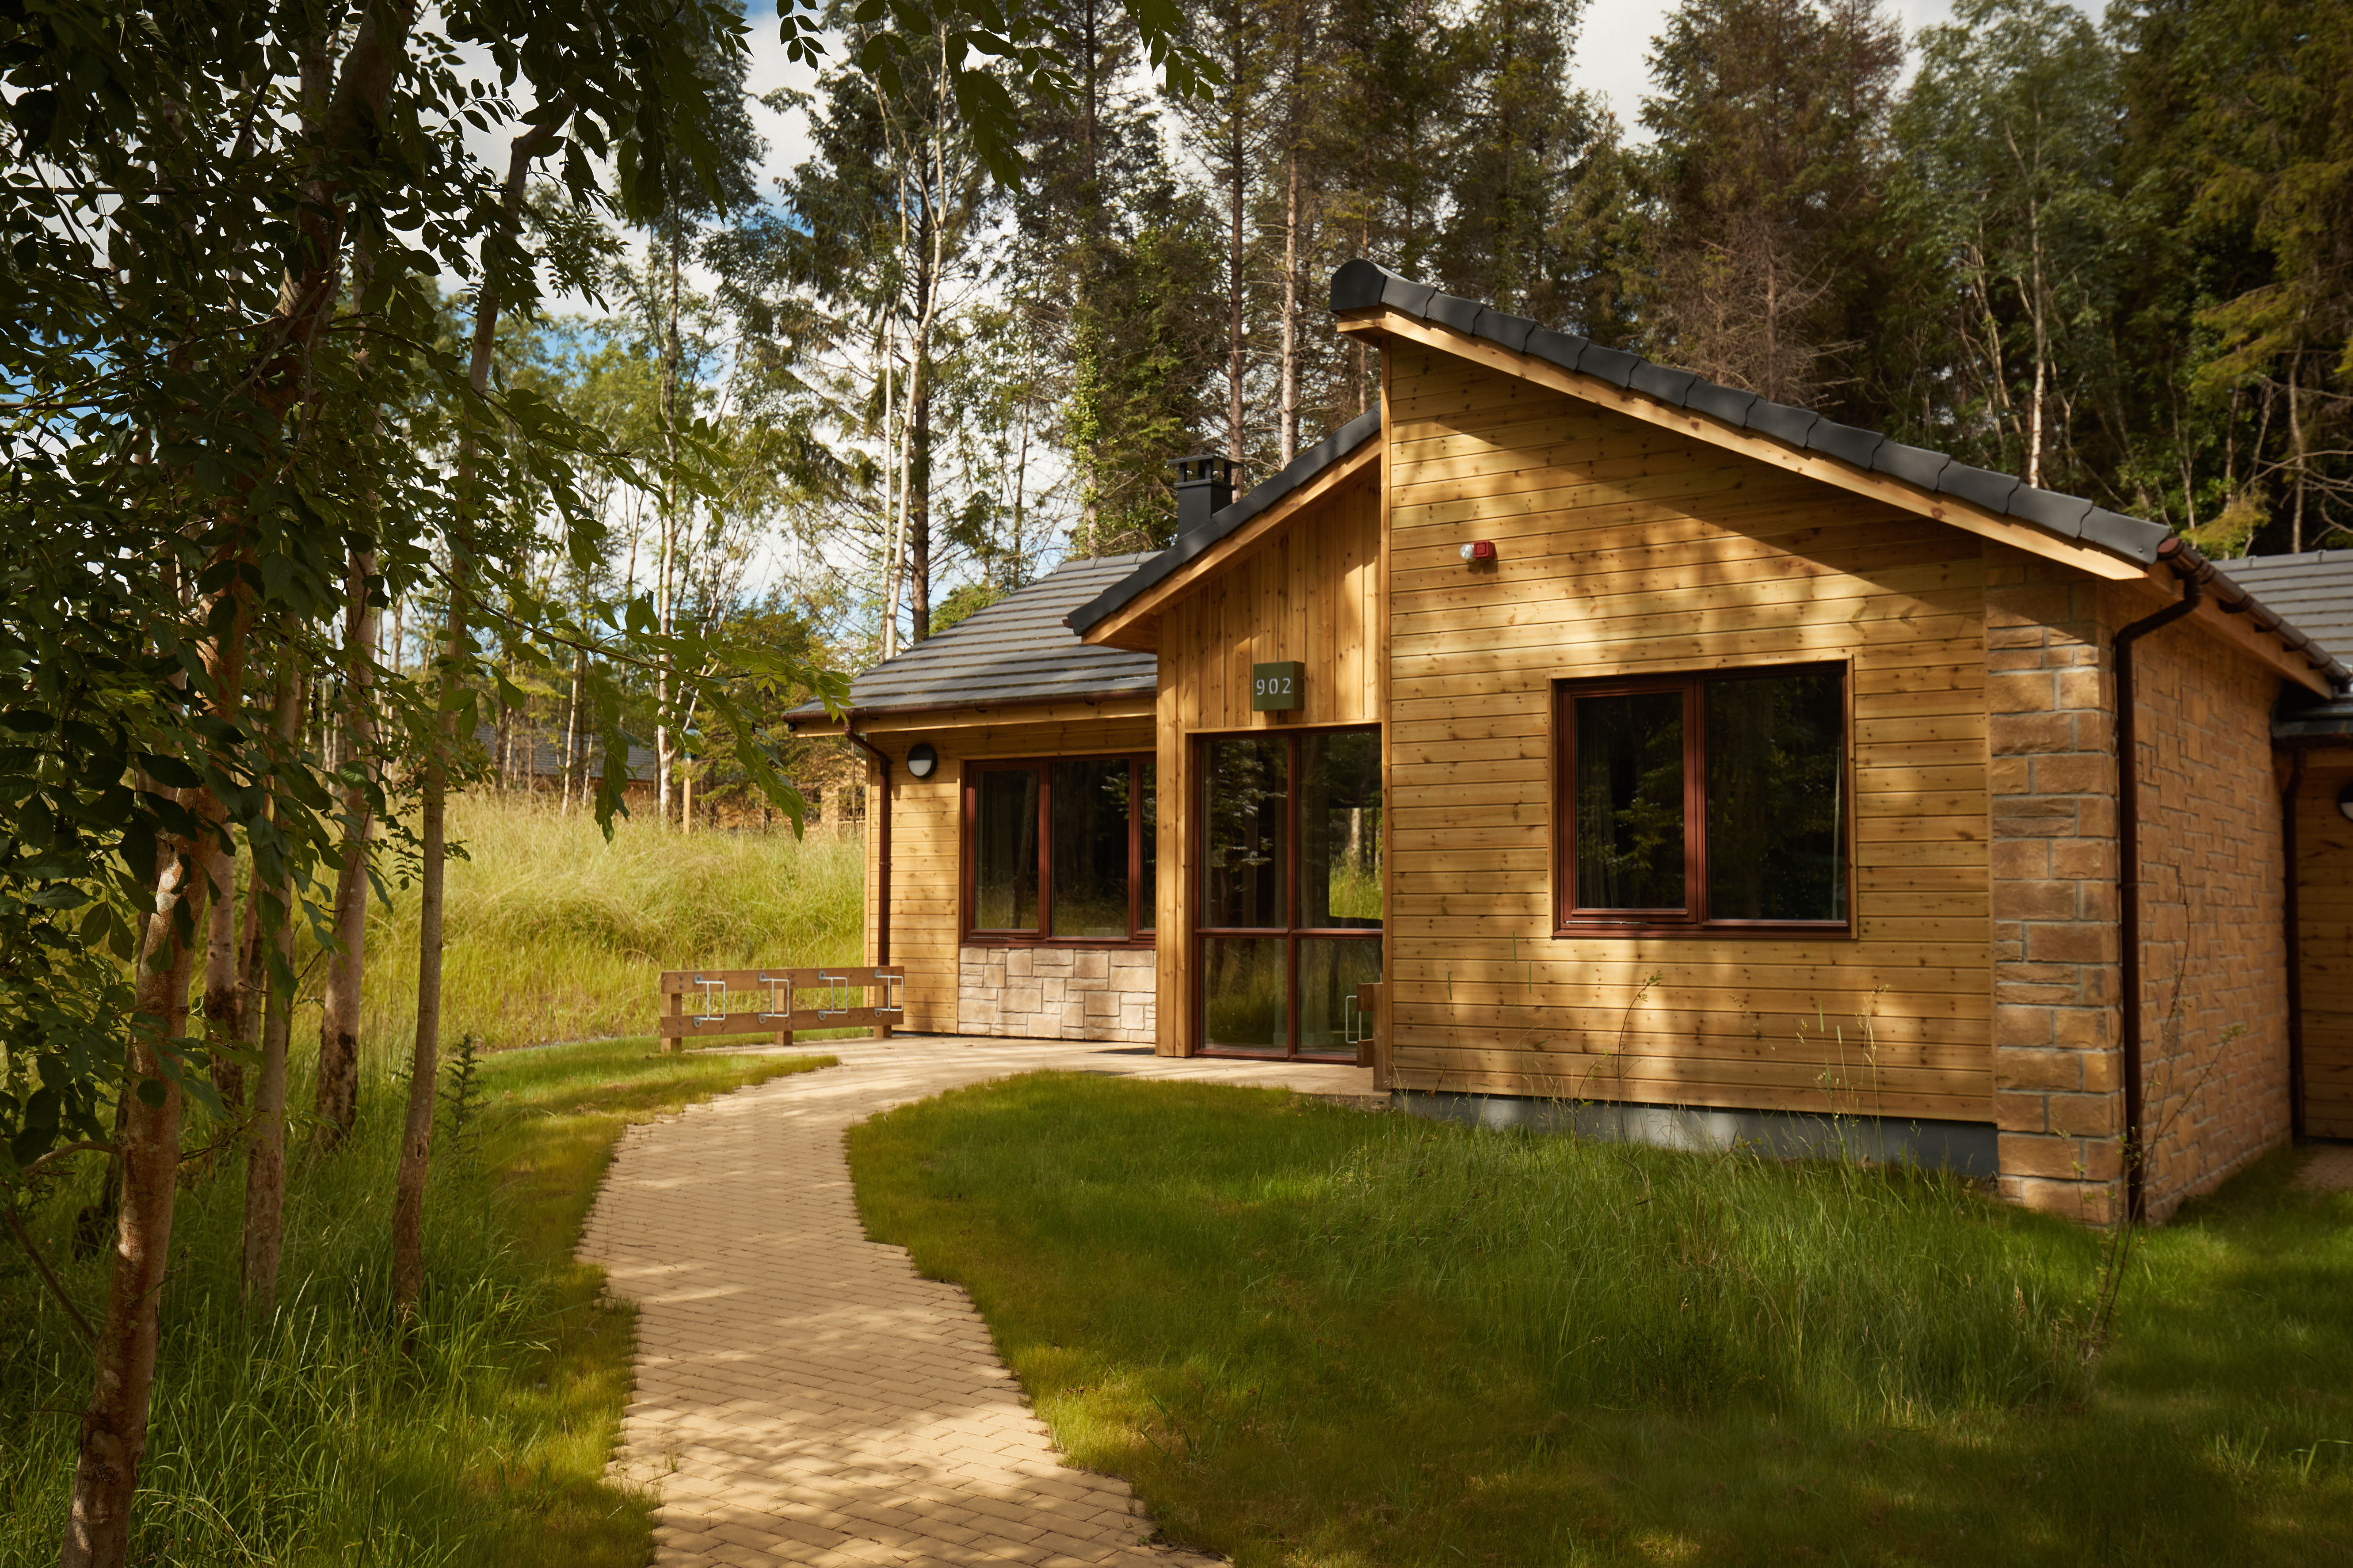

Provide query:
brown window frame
left=1552, top=662, right=1853, bottom=938
left=961, top=754, right=1157, bottom=948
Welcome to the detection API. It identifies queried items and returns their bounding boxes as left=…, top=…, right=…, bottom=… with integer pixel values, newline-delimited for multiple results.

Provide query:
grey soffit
left=1329, top=257, right=2174, bottom=569
left=1064, top=406, right=1384, bottom=637
left=794, top=554, right=1161, bottom=716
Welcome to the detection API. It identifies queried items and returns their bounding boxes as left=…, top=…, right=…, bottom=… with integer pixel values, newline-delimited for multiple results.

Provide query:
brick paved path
left=2293, top=1143, right=2353, bottom=1193
left=578, top=1036, right=1375, bottom=1567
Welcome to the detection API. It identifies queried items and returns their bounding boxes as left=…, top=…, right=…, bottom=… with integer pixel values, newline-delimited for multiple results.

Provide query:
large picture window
left=1556, top=665, right=1848, bottom=933
left=965, top=755, right=1156, bottom=943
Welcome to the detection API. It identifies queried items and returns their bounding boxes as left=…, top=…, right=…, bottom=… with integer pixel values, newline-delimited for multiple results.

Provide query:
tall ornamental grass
left=326, top=793, right=866, bottom=1054
left=1309, top=1117, right=2087, bottom=1418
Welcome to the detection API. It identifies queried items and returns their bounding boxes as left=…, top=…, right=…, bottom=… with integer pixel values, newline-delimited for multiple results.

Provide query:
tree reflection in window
left=1575, top=692, right=1687, bottom=910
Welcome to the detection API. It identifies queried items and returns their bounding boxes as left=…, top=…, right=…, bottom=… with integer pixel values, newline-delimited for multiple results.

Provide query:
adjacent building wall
left=2293, top=754, right=2353, bottom=1138
left=1149, top=469, right=1384, bottom=1055
left=1378, top=344, right=1996, bottom=1123
left=2127, top=603, right=2293, bottom=1214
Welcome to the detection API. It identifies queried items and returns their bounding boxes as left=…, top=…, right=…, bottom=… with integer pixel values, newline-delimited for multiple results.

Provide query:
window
left=1556, top=666, right=1847, bottom=932
left=1197, top=727, right=1382, bottom=1058
left=965, top=755, right=1156, bottom=943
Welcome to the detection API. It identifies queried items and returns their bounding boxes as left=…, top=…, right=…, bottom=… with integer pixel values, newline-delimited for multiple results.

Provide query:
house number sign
left=1251, top=662, right=1303, bottom=712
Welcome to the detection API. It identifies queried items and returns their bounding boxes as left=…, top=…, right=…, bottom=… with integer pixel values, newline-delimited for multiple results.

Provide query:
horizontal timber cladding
left=1382, top=346, right=1995, bottom=1122
left=1152, top=468, right=1384, bottom=1057
left=857, top=704, right=1157, bottom=1035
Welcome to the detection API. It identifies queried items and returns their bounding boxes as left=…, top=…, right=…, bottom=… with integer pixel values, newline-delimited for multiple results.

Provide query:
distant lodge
left=790, top=259, right=2353, bottom=1222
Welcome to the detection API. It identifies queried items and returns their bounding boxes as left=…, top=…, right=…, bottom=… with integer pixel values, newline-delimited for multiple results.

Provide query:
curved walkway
left=578, top=1036, right=1376, bottom=1567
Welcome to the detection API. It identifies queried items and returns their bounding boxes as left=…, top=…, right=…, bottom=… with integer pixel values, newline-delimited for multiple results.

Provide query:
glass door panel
left=1201, top=937, right=1289, bottom=1051
left=1197, top=728, right=1381, bottom=1059
left=1302, top=730, right=1383, bottom=929
left=1298, top=938, right=1383, bottom=1055
left=1203, top=737, right=1288, bottom=928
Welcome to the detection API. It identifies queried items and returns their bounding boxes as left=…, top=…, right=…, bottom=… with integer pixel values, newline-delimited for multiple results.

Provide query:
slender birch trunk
left=241, top=670, right=302, bottom=1318
left=1280, top=145, right=1300, bottom=466
left=315, top=547, right=377, bottom=1150
left=62, top=569, right=244, bottom=1566
left=202, top=838, right=243, bottom=1109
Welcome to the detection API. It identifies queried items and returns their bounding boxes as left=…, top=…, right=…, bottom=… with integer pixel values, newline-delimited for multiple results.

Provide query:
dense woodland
left=0, top=0, right=2346, bottom=1561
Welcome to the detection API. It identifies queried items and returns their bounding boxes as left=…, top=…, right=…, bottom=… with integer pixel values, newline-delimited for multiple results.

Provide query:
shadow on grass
left=847, top=1073, right=2353, bottom=1568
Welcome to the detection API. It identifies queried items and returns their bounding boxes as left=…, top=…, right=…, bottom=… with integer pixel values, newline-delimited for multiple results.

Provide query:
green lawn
left=847, top=1073, right=2353, bottom=1567
left=0, top=1038, right=835, bottom=1567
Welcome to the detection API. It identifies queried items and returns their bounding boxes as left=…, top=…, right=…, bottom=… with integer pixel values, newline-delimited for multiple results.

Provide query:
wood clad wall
left=858, top=703, right=1157, bottom=1033
left=1151, top=470, right=1384, bottom=1054
left=2295, top=755, right=2353, bottom=1137
left=1383, top=347, right=1995, bottom=1122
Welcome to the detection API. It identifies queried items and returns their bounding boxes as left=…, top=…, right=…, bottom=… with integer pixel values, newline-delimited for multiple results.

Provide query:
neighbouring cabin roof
left=470, top=722, right=655, bottom=782
left=1064, top=407, right=1384, bottom=638
left=2217, top=552, right=2353, bottom=740
left=1320, top=259, right=2353, bottom=693
left=795, top=554, right=1161, bottom=717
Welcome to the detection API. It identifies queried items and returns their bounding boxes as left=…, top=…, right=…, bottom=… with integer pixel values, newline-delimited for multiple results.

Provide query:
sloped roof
left=1328, top=259, right=2175, bottom=567
left=2211, top=552, right=2353, bottom=665
left=1066, top=407, right=1384, bottom=637
left=2207, top=552, right=2353, bottom=739
left=1325, top=259, right=2350, bottom=690
left=800, top=555, right=1160, bottom=715
left=471, top=722, right=654, bottom=781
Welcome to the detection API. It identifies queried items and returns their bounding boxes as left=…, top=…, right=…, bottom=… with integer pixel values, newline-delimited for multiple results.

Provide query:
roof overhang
left=1339, top=304, right=2344, bottom=697
left=786, top=691, right=1159, bottom=737
left=1075, top=437, right=1381, bottom=652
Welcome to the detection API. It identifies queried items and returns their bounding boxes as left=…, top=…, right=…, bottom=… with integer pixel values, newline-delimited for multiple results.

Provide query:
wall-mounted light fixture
left=2337, top=780, right=2353, bottom=822
left=907, top=742, right=939, bottom=780
left=1458, top=540, right=1497, bottom=563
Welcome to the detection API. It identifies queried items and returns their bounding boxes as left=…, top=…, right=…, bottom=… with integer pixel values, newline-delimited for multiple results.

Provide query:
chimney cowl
left=1171, top=454, right=1236, bottom=540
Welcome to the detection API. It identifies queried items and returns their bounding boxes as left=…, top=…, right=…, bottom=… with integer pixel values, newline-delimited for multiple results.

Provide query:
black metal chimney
left=1171, top=454, right=1236, bottom=540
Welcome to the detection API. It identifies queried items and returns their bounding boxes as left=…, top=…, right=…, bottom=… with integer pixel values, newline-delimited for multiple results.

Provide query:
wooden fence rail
left=656, top=966, right=905, bottom=1050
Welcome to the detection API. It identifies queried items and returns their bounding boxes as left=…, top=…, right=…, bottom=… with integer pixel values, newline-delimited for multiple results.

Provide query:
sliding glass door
left=1198, top=728, right=1381, bottom=1058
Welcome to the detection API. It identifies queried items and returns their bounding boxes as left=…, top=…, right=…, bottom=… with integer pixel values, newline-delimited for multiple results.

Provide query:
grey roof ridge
left=1329, top=257, right=2351, bottom=690
left=1064, top=405, right=1384, bottom=637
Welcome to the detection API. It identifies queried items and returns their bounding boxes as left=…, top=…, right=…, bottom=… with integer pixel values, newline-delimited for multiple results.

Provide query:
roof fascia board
left=1342, top=309, right=2146, bottom=586
left=789, top=693, right=1159, bottom=736
left=1078, top=438, right=1382, bottom=648
left=2125, top=576, right=2335, bottom=697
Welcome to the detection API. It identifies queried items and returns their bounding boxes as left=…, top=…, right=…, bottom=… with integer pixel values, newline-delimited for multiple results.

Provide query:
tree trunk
left=316, top=548, right=378, bottom=1152
left=241, top=671, right=303, bottom=1319
left=58, top=834, right=207, bottom=1568
left=1281, top=145, right=1300, bottom=466
left=63, top=566, right=246, bottom=1564
left=909, top=372, right=931, bottom=642
left=201, top=834, right=243, bottom=1110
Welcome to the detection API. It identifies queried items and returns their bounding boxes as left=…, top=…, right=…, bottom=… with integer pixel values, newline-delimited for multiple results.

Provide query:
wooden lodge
left=792, top=260, right=2353, bottom=1222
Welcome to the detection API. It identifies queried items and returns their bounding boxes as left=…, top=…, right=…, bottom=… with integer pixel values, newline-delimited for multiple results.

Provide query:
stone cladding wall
left=1986, top=549, right=2126, bottom=1222
left=956, top=946, right=1157, bottom=1043
left=2124, top=603, right=2293, bottom=1217
left=1985, top=546, right=2294, bottom=1223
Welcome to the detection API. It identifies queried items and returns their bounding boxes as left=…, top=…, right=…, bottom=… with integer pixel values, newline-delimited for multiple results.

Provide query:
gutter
left=2113, top=543, right=2203, bottom=1223
left=841, top=710, right=892, bottom=969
